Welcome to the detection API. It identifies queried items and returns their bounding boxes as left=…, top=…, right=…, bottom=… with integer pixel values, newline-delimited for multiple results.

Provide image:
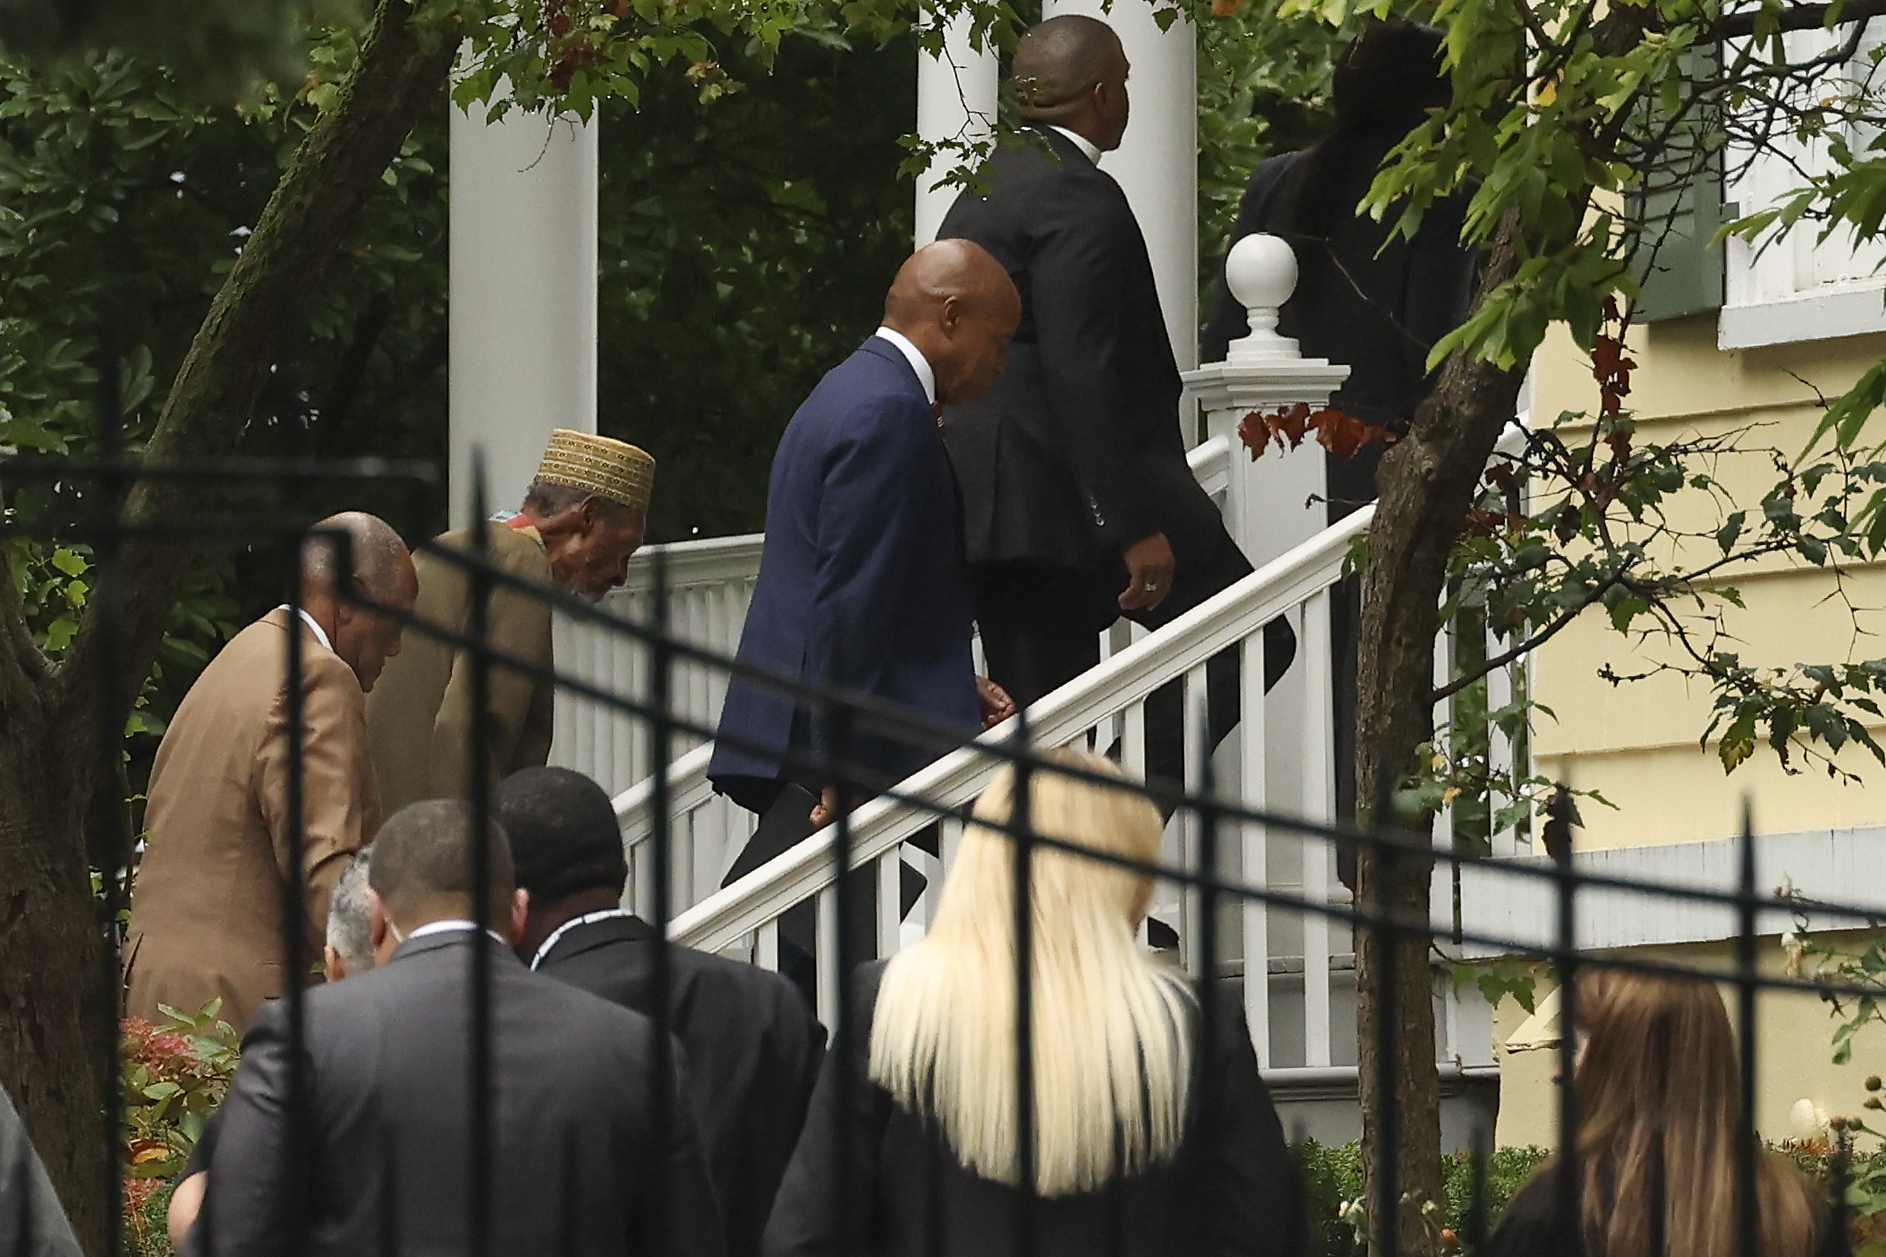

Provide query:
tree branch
left=1709, top=0, right=1886, bottom=41
left=52, top=0, right=458, bottom=725
left=1430, top=579, right=1616, bottom=704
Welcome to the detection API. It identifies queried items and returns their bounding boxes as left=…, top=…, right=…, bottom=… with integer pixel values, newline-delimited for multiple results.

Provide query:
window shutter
left=1632, top=54, right=1727, bottom=323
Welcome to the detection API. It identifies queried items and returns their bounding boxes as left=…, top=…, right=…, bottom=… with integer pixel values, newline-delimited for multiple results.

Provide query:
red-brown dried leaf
left=1462, top=509, right=1506, bottom=538
left=1239, top=404, right=1396, bottom=462
left=1274, top=402, right=1312, bottom=447
left=1590, top=330, right=1636, bottom=417
left=1317, top=409, right=1397, bottom=459
left=1237, top=410, right=1279, bottom=458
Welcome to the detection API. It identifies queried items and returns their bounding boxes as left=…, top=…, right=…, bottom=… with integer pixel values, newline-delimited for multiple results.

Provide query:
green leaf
left=49, top=546, right=88, bottom=577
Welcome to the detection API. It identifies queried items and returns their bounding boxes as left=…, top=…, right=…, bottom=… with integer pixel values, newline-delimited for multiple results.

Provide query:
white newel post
left=449, top=94, right=599, bottom=526
left=915, top=13, right=999, bottom=247
left=1042, top=0, right=1197, bottom=367
left=1183, top=234, right=1348, bottom=569
left=1184, top=236, right=1349, bottom=1064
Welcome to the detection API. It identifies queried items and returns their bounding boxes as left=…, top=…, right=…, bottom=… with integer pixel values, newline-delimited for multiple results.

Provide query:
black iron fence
left=2, top=445, right=1880, bottom=1257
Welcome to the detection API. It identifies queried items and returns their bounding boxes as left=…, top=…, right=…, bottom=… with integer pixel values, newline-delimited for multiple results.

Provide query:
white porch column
left=448, top=97, right=599, bottom=527
left=1041, top=0, right=1198, bottom=367
left=915, top=14, right=999, bottom=246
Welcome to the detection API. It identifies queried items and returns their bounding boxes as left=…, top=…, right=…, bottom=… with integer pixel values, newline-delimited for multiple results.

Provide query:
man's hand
left=808, top=785, right=852, bottom=830
left=1119, top=532, right=1175, bottom=612
left=977, top=676, right=1016, bottom=730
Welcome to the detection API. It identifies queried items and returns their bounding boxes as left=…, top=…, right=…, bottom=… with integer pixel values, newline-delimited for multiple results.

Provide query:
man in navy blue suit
left=709, top=240, right=1020, bottom=941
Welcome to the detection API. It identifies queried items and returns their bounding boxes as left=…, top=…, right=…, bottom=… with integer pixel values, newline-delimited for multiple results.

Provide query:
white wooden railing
left=659, top=508, right=1375, bottom=1060
left=597, top=434, right=1238, bottom=930
left=627, top=506, right=1503, bottom=1080
left=549, top=533, right=763, bottom=799
left=590, top=236, right=1515, bottom=1080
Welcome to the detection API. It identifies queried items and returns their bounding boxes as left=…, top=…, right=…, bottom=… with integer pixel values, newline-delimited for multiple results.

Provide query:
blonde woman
left=1485, top=968, right=1832, bottom=1257
left=763, top=750, right=1303, bottom=1257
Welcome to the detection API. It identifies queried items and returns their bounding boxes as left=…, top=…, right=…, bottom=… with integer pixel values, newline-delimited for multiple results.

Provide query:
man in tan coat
left=367, top=429, right=653, bottom=816
left=125, top=512, right=418, bottom=1031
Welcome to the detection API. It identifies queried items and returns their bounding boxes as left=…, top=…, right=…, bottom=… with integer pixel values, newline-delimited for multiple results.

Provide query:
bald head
left=1012, top=16, right=1129, bottom=150
left=301, top=511, right=410, bottom=601
left=884, top=239, right=1013, bottom=328
left=882, top=240, right=1021, bottom=407
left=298, top=511, right=417, bottom=693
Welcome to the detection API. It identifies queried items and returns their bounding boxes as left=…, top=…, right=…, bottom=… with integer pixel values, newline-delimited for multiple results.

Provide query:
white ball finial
left=1223, top=233, right=1300, bottom=363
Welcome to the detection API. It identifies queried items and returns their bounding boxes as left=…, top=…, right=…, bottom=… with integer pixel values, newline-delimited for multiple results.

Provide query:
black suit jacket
left=938, top=128, right=1236, bottom=585
left=1200, top=143, right=1478, bottom=516
left=536, top=915, right=827, bottom=1257
left=763, top=963, right=1305, bottom=1257
left=201, top=930, right=725, bottom=1257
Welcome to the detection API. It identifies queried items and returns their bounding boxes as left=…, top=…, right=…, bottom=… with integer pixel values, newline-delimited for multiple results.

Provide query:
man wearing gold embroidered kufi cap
left=367, top=430, right=654, bottom=815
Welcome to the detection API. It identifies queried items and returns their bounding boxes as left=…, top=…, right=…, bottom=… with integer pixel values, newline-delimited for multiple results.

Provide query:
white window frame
left=1718, top=20, right=1886, bottom=350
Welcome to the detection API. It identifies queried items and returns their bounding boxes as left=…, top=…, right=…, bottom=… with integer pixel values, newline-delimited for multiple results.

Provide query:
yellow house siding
left=1491, top=939, right=1886, bottom=1150
left=1526, top=315, right=1886, bottom=850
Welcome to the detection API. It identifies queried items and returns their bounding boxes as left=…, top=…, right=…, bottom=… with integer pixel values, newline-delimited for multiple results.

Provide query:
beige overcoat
left=124, top=609, right=380, bottom=1032
left=365, top=522, right=556, bottom=817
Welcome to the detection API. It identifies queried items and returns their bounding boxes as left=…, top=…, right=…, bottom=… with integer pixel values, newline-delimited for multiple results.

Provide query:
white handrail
left=618, top=533, right=765, bottom=592
left=666, top=504, right=1375, bottom=953
left=614, top=741, right=717, bottom=841
left=603, top=441, right=1233, bottom=854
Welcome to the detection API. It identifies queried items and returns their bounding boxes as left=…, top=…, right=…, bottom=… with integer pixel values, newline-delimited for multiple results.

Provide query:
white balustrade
left=550, top=533, right=763, bottom=907
left=599, top=236, right=1516, bottom=1083
left=657, top=511, right=1399, bottom=1069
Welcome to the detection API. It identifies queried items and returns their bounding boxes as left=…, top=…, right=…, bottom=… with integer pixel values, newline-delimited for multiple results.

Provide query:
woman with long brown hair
left=762, top=749, right=1304, bottom=1257
left=1486, top=967, right=1831, bottom=1257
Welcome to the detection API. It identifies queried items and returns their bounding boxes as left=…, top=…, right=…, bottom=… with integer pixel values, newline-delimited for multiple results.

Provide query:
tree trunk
left=0, top=2, right=457, bottom=1250
left=0, top=636, right=110, bottom=1254
left=1353, top=207, right=1529, bottom=1257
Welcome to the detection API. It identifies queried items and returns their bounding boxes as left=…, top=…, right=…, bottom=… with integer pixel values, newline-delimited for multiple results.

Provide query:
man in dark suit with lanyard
left=501, top=766, right=825, bottom=1257
left=938, top=15, right=1294, bottom=802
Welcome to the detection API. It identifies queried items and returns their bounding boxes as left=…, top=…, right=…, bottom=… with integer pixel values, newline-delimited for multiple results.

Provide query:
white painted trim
left=614, top=533, right=764, bottom=594
left=1457, top=825, right=1886, bottom=960
left=1717, top=281, right=1886, bottom=351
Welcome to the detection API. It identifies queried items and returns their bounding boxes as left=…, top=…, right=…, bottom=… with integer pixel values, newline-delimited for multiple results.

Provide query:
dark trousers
left=719, top=774, right=930, bottom=1011
left=968, top=544, right=1297, bottom=799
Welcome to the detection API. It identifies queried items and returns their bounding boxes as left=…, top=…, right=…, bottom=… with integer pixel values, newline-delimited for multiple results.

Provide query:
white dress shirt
left=275, top=605, right=333, bottom=652
left=1048, top=125, right=1102, bottom=165
left=398, top=919, right=510, bottom=946
left=872, top=326, right=937, bottom=406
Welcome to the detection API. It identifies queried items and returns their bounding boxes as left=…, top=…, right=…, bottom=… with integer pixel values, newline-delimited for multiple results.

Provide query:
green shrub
left=121, top=1001, right=238, bottom=1257
left=1288, top=1140, right=1550, bottom=1256
left=127, top=1179, right=175, bottom=1257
